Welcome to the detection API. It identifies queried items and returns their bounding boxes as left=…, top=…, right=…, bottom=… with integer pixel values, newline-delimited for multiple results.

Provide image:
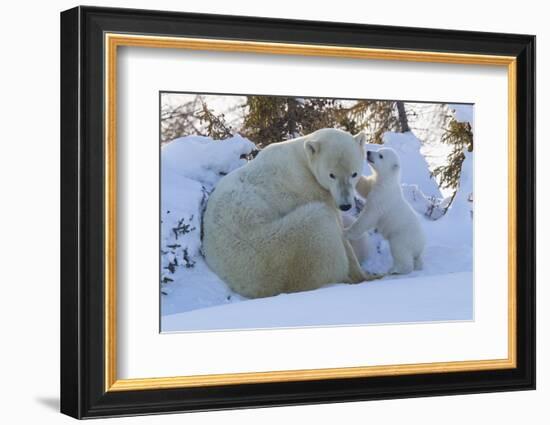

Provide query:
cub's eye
left=352, top=172, right=358, bottom=178
left=379, top=154, right=384, bottom=159
left=329, top=173, right=336, bottom=179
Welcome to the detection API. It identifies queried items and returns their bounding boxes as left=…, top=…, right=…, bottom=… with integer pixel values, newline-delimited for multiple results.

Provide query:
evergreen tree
left=195, top=100, right=233, bottom=140
left=341, top=100, right=407, bottom=144
left=241, top=97, right=412, bottom=147
left=433, top=118, right=474, bottom=193
left=241, top=96, right=341, bottom=147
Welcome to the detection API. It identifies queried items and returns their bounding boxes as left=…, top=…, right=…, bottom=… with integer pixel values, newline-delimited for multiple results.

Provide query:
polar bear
left=345, top=147, right=425, bottom=274
left=202, top=128, right=375, bottom=298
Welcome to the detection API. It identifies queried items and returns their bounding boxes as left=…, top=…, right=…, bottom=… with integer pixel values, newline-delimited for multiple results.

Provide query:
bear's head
left=366, top=147, right=401, bottom=179
left=304, top=128, right=365, bottom=212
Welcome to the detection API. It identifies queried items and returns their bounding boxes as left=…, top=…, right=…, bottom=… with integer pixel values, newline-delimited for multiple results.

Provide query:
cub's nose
left=339, top=204, right=352, bottom=211
left=367, top=151, right=372, bottom=158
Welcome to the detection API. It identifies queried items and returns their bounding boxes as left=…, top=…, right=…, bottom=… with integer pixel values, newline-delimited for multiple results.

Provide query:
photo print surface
left=159, top=92, right=474, bottom=332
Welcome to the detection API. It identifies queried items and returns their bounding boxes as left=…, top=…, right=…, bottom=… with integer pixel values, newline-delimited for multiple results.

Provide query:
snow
left=160, top=135, right=256, bottom=298
left=406, top=102, right=454, bottom=178
left=160, top=131, right=473, bottom=332
left=434, top=150, right=474, bottom=247
left=367, top=132, right=442, bottom=198
left=163, top=272, right=472, bottom=331
left=162, top=134, right=255, bottom=186
left=406, top=102, right=473, bottom=197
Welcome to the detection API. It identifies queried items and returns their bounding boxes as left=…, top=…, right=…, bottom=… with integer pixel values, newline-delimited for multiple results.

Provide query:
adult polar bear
left=203, top=128, right=372, bottom=299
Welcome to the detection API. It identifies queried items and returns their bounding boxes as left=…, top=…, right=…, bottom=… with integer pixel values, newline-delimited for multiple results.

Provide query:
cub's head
left=366, top=147, right=400, bottom=179
left=304, top=128, right=365, bottom=211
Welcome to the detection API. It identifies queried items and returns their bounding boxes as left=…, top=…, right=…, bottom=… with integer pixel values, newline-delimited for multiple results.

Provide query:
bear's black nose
left=367, top=151, right=371, bottom=158
left=339, top=204, right=352, bottom=211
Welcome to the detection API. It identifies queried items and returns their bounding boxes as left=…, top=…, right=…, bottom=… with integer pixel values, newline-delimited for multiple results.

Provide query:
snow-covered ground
left=163, top=272, right=472, bottom=331
left=160, top=110, right=473, bottom=333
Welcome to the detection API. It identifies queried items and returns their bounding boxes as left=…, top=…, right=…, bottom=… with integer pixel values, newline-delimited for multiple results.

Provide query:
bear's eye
left=329, top=173, right=336, bottom=179
left=379, top=153, right=384, bottom=159
left=352, top=172, right=358, bottom=178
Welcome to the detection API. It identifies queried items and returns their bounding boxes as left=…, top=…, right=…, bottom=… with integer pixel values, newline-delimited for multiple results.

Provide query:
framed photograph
left=60, top=6, right=535, bottom=419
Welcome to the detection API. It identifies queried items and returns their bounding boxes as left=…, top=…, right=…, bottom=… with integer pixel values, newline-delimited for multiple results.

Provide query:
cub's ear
left=304, top=140, right=320, bottom=158
left=353, top=132, right=367, bottom=149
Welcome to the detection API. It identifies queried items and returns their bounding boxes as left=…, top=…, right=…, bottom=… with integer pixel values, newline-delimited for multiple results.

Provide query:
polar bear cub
left=344, top=147, right=425, bottom=274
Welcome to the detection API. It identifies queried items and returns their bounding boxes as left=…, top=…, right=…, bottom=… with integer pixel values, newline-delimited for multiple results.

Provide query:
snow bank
left=430, top=150, right=473, bottom=247
left=446, top=150, right=473, bottom=222
left=160, top=135, right=256, bottom=297
left=406, top=102, right=473, bottom=198
left=383, top=132, right=442, bottom=198
left=163, top=272, right=473, bottom=331
left=162, top=134, right=256, bottom=186
left=401, top=184, right=448, bottom=220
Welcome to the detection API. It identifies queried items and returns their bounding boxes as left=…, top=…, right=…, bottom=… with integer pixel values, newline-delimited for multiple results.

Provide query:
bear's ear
left=353, top=132, right=367, bottom=149
left=304, top=140, right=319, bottom=158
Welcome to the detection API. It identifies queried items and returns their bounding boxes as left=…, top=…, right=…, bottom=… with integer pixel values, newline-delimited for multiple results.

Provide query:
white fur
left=203, top=128, right=374, bottom=298
left=345, top=146, right=426, bottom=274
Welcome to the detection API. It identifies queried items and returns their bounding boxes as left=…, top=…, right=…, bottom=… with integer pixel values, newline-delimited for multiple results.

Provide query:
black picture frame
left=61, top=5, right=536, bottom=419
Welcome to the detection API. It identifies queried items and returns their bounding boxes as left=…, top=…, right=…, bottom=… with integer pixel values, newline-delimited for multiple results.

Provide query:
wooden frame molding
left=103, top=33, right=518, bottom=392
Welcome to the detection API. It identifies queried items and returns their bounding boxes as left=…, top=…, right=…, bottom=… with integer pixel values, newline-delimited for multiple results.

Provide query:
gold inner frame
left=104, top=33, right=517, bottom=392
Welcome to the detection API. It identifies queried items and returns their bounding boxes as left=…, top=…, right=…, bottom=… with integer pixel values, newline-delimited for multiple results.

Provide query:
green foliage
left=241, top=96, right=343, bottom=147
left=240, top=97, right=411, bottom=147
left=336, top=113, right=360, bottom=134
left=342, top=100, right=403, bottom=144
left=433, top=119, right=473, bottom=192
